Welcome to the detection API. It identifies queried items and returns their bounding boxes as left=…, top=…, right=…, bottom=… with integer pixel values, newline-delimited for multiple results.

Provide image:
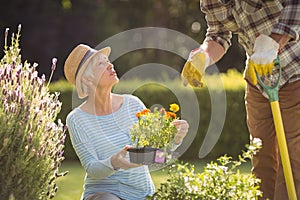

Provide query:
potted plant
left=127, top=103, right=180, bottom=164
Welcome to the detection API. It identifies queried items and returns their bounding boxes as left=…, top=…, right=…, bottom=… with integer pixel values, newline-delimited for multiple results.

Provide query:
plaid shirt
left=201, top=0, right=300, bottom=87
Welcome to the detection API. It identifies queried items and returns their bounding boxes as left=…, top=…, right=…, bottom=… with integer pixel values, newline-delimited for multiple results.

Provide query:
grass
left=54, top=161, right=85, bottom=200
left=54, top=160, right=252, bottom=200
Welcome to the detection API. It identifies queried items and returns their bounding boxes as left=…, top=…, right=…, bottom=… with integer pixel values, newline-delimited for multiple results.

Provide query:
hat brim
left=75, top=46, right=111, bottom=99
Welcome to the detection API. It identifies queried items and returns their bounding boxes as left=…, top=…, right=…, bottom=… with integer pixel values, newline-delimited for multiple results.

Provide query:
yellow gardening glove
left=246, top=34, right=279, bottom=85
left=181, top=47, right=210, bottom=88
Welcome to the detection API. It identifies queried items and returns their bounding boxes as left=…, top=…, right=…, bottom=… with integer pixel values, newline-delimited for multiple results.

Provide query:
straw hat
left=64, top=44, right=111, bottom=98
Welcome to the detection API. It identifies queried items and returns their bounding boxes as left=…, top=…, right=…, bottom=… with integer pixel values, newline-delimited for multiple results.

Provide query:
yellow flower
left=169, top=103, right=179, bottom=112
left=142, top=140, right=149, bottom=146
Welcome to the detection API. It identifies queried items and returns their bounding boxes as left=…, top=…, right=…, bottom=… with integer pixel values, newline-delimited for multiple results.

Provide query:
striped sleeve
left=66, top=114, right=116, bottom=179
left=127, top=95, right=146, bottom=111
left=125, top=95, right=146, bottom=123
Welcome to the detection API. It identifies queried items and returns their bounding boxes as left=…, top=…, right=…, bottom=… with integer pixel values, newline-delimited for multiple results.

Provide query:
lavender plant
left=0, top=25, right=67, bottom=199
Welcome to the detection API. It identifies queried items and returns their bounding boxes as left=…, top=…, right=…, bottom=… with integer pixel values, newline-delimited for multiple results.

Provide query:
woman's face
left=91, top=54, right=119, bottom=89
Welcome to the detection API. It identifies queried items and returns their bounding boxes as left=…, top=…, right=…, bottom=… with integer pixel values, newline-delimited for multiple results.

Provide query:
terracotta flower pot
left=127, top=147, right=166, bottom=164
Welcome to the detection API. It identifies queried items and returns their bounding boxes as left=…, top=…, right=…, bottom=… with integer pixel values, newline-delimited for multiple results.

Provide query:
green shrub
left=150, top=139, right=262, bottom=200
left=0, top=26, right=67, bottom=199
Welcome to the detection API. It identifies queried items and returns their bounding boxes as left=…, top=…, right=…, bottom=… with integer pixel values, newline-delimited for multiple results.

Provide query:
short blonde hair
left=81, top=55, right=99, bottom=95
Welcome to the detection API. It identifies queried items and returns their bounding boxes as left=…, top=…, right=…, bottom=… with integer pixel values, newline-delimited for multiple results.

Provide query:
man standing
left=181, top=1, right=300, bottom=199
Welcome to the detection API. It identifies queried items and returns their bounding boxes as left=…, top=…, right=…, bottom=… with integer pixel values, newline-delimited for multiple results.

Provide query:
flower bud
left=51, top=58, right=57, bottom=71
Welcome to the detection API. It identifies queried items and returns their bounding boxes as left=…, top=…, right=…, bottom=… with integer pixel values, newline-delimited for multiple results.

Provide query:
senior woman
left=63, top=44, right=189, bottom=200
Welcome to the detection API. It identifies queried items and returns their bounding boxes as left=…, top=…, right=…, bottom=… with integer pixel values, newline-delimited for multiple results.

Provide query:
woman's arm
left=67, top=116, right=116, bottom=179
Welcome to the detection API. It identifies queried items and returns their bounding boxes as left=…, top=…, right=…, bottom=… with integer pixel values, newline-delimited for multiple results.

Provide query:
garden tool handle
left=256, top=57, right=297, bottom=200
left=270, top=101, right=297, bottom=200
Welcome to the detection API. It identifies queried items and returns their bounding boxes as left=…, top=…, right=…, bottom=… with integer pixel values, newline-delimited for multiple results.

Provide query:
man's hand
left=181, top=47, right=210, bottom=88
left=246, top=34, right=279, bottom=85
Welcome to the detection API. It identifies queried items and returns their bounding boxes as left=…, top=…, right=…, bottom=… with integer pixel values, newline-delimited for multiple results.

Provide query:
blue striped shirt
left=66, top=94, right=155, bottom=200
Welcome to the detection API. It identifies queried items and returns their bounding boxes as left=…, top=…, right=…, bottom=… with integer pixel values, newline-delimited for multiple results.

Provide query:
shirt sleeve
left=271, top=1, right=300, bottom=41
left=200, top=4, right=232, bottom=53
left=66, top=114, right=116, bottom=179
left=127, top=95, right=146, bottom=117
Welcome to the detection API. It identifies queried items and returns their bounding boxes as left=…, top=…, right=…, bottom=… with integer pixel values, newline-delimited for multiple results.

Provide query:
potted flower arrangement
left=128, top=103, right=180, bottom=164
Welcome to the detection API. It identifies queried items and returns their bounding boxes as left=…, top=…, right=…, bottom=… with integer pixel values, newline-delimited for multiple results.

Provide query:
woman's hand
left=111, top=145, right=142, bottom=170
left=172, top=120, right=189, bottom=144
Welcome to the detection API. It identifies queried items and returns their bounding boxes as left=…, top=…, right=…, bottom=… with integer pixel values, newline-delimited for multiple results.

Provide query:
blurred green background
left=0, top=0, right=246, bottom=81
